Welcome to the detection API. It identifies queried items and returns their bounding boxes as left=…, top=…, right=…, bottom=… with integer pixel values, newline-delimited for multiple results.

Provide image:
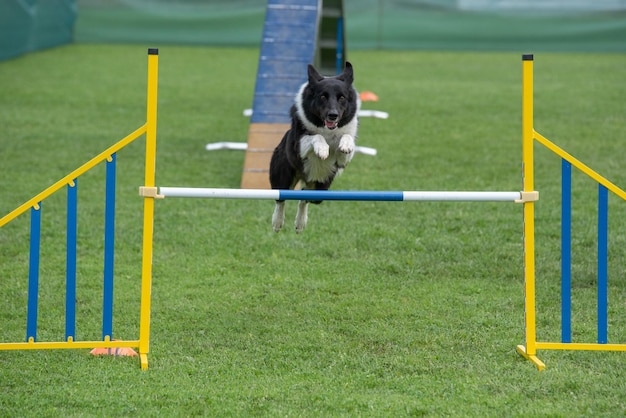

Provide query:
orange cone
left=90, top=346, right=138, bottom=357
left=360, top=91, right=379, bottom=102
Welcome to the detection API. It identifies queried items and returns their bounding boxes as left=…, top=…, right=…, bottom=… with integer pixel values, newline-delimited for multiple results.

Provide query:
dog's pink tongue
left=325, top=120, right=338, bottom=129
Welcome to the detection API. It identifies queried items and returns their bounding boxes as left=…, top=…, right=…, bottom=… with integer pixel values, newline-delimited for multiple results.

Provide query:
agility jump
left=0, top=50, right=624, bottom=370
left=516, top=54, right=626, bottom=370
left=0, top=48, right=159, bottom=370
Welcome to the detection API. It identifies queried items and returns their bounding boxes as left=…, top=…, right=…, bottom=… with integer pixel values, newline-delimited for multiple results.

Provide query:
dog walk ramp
left=241, top=0, right=346, bottom=189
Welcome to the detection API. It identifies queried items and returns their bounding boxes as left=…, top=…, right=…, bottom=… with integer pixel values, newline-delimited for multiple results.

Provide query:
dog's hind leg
left=272, top=201, right=286, bottom=232
left=294, top=200, right=308, bottom=233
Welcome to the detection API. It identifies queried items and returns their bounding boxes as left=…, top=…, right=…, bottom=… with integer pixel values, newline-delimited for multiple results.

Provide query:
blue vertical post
left=561, top=159, right=572, bottom=343
left=336, top=17, right=344, bottom=75
left=66, top=180, right=78, bottom=341
left=102, top=154, right=116, bottom=340
left=597, top=184, right=608, bottom=344
left=27, top=204, right=42, bottom=342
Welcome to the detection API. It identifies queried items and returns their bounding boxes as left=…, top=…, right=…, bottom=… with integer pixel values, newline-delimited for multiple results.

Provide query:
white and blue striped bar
left=157, top=187, right=525, bottom=202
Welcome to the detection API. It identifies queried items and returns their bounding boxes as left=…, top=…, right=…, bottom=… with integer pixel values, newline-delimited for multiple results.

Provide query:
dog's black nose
left=327, top=112, right=338, bottom=121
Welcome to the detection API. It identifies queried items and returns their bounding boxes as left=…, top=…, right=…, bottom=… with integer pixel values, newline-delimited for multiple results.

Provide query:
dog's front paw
left=338, top=134, right=355, bottom=154
left=314, top=141, right=330, bottom=160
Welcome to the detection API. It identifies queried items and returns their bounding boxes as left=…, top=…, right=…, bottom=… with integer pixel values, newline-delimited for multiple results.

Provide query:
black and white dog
left=269, top=62, right=359, bottom=233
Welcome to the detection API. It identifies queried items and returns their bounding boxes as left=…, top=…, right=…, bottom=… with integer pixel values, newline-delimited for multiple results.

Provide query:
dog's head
left=300, top=62, right=356, bottom=131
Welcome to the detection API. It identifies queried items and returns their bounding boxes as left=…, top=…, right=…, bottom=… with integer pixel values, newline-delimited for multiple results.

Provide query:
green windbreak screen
left=75, top=1, right=265, bottom=47
left=0, top=0, right=624, bottom=59
left=0, top=0, right=76, bottom=61
left=73, top=0, right=626, bottom=52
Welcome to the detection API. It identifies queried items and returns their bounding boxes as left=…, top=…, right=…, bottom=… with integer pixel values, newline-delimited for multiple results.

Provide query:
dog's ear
left=307, top=64, right=324, bottom=84
left=338, top=62, right=353, bottom=85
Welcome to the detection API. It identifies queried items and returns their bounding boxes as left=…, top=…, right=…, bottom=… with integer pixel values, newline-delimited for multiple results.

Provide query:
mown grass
left=0, top=44, right=625, bottom=416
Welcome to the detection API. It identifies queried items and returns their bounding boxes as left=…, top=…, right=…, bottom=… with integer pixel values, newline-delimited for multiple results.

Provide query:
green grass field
left=1, top=44, right=626, bottom=416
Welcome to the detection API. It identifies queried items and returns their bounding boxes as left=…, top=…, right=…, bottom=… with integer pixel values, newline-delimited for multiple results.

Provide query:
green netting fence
left=74, top=0, right=626, bottom=53
left=0, top=0, right=76, bottom=61
left=1, top=0, right=625, bottom=61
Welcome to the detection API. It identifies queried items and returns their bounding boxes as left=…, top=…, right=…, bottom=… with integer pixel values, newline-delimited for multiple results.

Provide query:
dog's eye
left=320, top=94, right=327, bottom=101
left=338, top=95, right=346, bottom=103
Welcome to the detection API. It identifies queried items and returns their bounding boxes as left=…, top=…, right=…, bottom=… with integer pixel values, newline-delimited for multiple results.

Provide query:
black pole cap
left=148, top=48, right=159, bottom=55
left=522, top=54, right=534, bottom=61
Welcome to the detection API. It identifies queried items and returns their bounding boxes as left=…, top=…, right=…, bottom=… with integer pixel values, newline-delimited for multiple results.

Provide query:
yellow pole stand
left=138, top=48, right=159, bottom=370
left=516, top=54, right=626, bottom=370
left=0, top=49, right=159, bottom=370
left=516, top=54, right=546, bottom=371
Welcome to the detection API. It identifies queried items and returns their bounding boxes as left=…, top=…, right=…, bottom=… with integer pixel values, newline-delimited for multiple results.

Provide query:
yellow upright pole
left=516, top=54, right=545, bottom=370
left=138, top=48, right=159, bottom=370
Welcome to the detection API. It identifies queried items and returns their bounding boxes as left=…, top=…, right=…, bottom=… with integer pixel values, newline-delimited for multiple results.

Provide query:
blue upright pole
left=336, top=17, right=344, bottom=75
left=597, top=184, right=609, bottom=344
left=103, top=154, right=116, bottom=341
left=27, top=204, right=42, bottom=342
left=561, top=159, right=572, bottom=343
left=66, top=180, right=78, bottom=341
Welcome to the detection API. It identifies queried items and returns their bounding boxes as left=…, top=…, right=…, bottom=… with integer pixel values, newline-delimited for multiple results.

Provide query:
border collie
left=269, top=62, right=359, bottom=233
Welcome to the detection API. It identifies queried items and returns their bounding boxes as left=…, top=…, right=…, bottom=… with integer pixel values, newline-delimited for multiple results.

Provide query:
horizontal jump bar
left=142, top=187, right=538, bottom=203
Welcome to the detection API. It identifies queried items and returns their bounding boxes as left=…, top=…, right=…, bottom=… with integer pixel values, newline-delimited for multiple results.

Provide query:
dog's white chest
left=299, top=130, right=355, bottom=183
left=303, top=148, right=340, bottom=182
